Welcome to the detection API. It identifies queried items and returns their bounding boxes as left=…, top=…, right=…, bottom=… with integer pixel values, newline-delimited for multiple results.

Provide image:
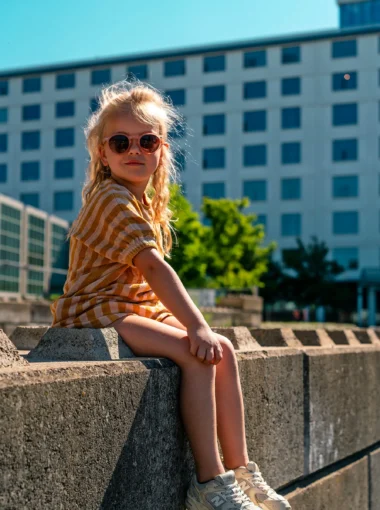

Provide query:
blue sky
left=1, top=0, right=339, bottom=72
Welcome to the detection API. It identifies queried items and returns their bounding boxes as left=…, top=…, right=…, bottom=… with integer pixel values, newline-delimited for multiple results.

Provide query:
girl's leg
left=112, top=315, right=225, bottom=482
left=161, top=315, right=249, bottom=470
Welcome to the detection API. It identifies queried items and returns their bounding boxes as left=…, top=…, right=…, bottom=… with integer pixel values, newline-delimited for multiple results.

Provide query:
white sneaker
left=186, top=469, right=262, bottom=509
left=233, top=462, right=291, bottom=510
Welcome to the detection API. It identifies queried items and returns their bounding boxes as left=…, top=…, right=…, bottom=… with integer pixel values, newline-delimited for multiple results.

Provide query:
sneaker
left=186, top=470, right=262, bottom=509
left=233, top=462, right=291, bottom=510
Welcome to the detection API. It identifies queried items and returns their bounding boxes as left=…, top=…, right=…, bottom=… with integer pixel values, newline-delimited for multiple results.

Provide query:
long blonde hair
left=66, top=78, right=185, bottom=260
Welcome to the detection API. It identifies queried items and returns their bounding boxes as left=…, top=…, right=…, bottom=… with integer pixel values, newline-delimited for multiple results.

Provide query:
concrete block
left=287, top=457, right=368, bottom=510
left=211, top=326, right=261, bottom=350
left=326, top=328, right=361, bottom=346
left=293, top=328, right=335, bottom=347
left=0, top=329, right=28, bottom=368
left=10, top=325, right=49, bottom=350
left=249, top=328, right=303, bottom=347
left=306, top=347, right=380, bottom=473
left=370, top=448, right=380, bottom=510
left=353, top=328, right=380, bottom=345
left=26, top=327, right=135, bottom=362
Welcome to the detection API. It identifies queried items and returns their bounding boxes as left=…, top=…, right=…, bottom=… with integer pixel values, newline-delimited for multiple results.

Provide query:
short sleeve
left=73, top=189, right=159, bottom=267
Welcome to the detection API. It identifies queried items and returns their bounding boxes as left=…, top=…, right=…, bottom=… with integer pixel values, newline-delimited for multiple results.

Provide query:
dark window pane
left=281, top=213, right=301, bottom=236
left=127, top=64, right=148, bottom=80
left=203, top=148, right=225, bottom=169
left=20, top=193, right=39, bottom=208
left=91, top=69, right=111, bottom=85
left=333, top=103, right=357, bottom=125
left=169, top=117, right=187, bottom=139
left=55, top=128, right=75, bottom=147
left=56, top=101, right=75, bottom=118
left=23, top=77, right=41, bottom=93
left=22, top=104, right=41, bottom=121
left=333, top=211, right=359, bottom=234
left=242, top=179, right=267, bottom=201
left=21, top=161, right=40, bottom=181
left=0, top=133, right=7, bottom=152
left=244, top=50, right=266, bottom=68
left=282, top=142, right=301, bottom=164
left=282, top=46, right=301, bottom=64
left=164, top=59, right=186, bottom=77
left=203, top=85, right=225, bottom=103
left=282, top=77, right=301, bottom=95
left=333, top=139, right=358, bottom=161
left=0, top=108, right=8, bottom=123
left=89, top=97, right=100, bottom=113
left=0, top=163, right=7, bottom=182
left=204, top=55, right=225, bottom=72
left=332, top=175, right=358, bottom=197
left=243, top=110, right=266, bottom=132
left=0, top=80, right=8, bottom=96
left=56, top=73, right=75, bottom=89
left=203, top=114, right=225, bottom=135
left=202, top=182, right=225, bottom=199
left=165, top=89, right=186, bottom=106
left=282, top=107, right=301, bottom=129
left=332, top=39, right=357, bottom=58
left=332, top=71, right=357, bottom=91
left=281, top=178, right=301, bottom=200
left=54, top=191, right=74, bottom=211
left=174, top=149, right=186, bottom=172
left=243, top=145, right=267, bottom=166
left=333, top=247, right=358, bottom=270
left=243, top=81, right=266, bottom=99
left=22, top=131, right=40, bottom=151
left=54, top=159, right=74, bottom=179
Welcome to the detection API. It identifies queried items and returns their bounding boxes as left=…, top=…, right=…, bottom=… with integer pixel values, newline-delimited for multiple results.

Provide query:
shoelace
left=219, top=482, right=254, bottom=508
left=249, top=471, right=277, bottom=496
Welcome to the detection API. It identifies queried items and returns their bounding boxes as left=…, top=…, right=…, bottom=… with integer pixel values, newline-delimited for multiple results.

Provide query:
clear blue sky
left=1, top=0, right=339, bottom=72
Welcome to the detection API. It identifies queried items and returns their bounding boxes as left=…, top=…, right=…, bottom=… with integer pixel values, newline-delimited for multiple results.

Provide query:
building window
left=203, top=114, right=225, bottom=135
left=55, top=101, right=75, bottom=118
left=55, top=159, right=74, bottom=179
left=333, top=139, right=358, bottom=161
left=164, top=59, right=186, bottom=77
left=127, top=64, right=148, bottom=80
left=281, top=178, right=301, bottom=200
left=21, top=161, right=40, bottom=181
left=282, top=142, right=301, bottom=164
left=243, top=50, right=266, bottom=68
left=204, top=55, right=225, bottom=72
left=341, top=1, right=380, bottom=28
left=281, top=107, right=301, bottom=129
left=0, top=108, right=7, bottom=123
left=332, top=175, right=359, bottom=198
left=203, top=85, right=225, bottom=103
left=0, top=163, right=7, bottom=182
left=0, top=80, right=8, bottom=96
left=23, top=77, right=41, bottom=93
left=282, top=46, right=301, bottom=64
left=169, top=117, right=187, bottom=139
left=243, top=110, right=266, bottom=132
left=281, top=77, right=301, bottom=95
left=89, top=97, right=100, bottom=113
left=20, top=193, right=39, bottom=208
left=243, top=144, right=267, bottom=166
left=332, top=71, right=357, bottom=91
left=242, top=179, right=267, bottom=201
left=174, top=149, right=186, bottom=172
left=22, top=104, right=41, bottom=121
left=54, top=191, right=74, bottom=211
left=0, top=133, right=7, bottom=152
left=333, top=211, right=359, bottom=234
left=22, top=131, right=40, bottom=151
left=56, top=73, right=75, bottom=89
left=165, top=89, right=186, bottom=106
left=203, top=148, right=225, bottom=169
left=333, top=247, right=359, bottom=271
left=253, top=214, right=267, bottom=229
left=332, top=103, right=357, bottom=125
left=91, top=69, right=111, bottom=85
left=55, top=127, right=75, bottom=148
left=202, top=182, right=225, bottom=199
left=332, top=39, right=357, bottom=59
left=243, top=81, right=266, bottom=99
left=281, top=213, right=301, bottom=236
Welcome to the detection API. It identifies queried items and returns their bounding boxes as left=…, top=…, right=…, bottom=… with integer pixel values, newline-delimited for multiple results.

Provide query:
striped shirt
left=50, top=177, right=172, bottom=328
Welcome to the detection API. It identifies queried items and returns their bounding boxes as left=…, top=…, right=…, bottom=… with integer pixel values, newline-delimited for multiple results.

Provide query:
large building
left=0, top=0, right=379, bottom=284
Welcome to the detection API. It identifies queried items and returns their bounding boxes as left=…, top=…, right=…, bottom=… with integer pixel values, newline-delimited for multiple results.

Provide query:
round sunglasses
left=102, top=133, right=164, bottom=154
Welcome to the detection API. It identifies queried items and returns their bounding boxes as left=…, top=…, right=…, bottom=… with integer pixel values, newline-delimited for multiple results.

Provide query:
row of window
left=0, top=38, right=366, bottom=97
left=17, top=191, right=74, bottom=212
left=0, top=129, right=75, bottom=150
left=0, top=161, right=74, bottom=181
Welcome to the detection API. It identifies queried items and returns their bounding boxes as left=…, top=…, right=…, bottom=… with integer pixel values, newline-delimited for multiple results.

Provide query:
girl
left=50, top=79, right=291, bottom=510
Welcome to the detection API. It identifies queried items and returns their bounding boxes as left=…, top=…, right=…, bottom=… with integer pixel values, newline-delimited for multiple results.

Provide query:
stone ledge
left=0, top=329, right=28, bottom=368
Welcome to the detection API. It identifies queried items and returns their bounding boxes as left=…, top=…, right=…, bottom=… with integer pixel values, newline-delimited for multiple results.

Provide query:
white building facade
left=0, top=9, right=379, bottom=283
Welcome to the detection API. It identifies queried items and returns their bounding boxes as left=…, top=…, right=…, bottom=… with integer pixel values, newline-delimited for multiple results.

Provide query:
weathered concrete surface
left=249, top=328, right=303, bottom=348
left=26, top=327, right=135, bottom=362
left=306, top=346, right=380, bottom=472
left=211, top=326, right=261, bottom=350
left=353, top=328, right=380, bottom=345
left=326, top=328, right=361, bottom=346
left=0, top=329, right=28, bottom=368
left=0, top=349, right=303, bottom=509
left=287, top=457, right=368, bottom=510
left=293, top=328, right=335, bottom=347
left=10, top=325, right=49, bottom=350
left=370, top=448, right=380, bottom=510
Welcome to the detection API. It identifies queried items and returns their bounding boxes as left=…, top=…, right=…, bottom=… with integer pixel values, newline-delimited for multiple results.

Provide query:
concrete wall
left=0, top=326, right=380, bottom=509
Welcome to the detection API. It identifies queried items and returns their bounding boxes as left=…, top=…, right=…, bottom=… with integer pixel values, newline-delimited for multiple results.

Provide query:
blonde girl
left=50, top=79, right=291, bottom=510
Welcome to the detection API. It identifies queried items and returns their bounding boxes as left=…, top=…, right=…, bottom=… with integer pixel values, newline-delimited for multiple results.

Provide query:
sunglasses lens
left=140, top=134, right=160, bottom=153
left=109, top=135, right=129, bottom=153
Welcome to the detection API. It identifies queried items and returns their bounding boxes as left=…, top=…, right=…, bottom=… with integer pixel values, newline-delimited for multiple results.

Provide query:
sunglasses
left=102, top=133, right=164, bottom=154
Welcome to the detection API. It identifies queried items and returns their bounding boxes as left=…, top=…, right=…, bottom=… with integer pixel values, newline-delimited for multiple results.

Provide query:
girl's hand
left=186, top=323, right=224, bottom=366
